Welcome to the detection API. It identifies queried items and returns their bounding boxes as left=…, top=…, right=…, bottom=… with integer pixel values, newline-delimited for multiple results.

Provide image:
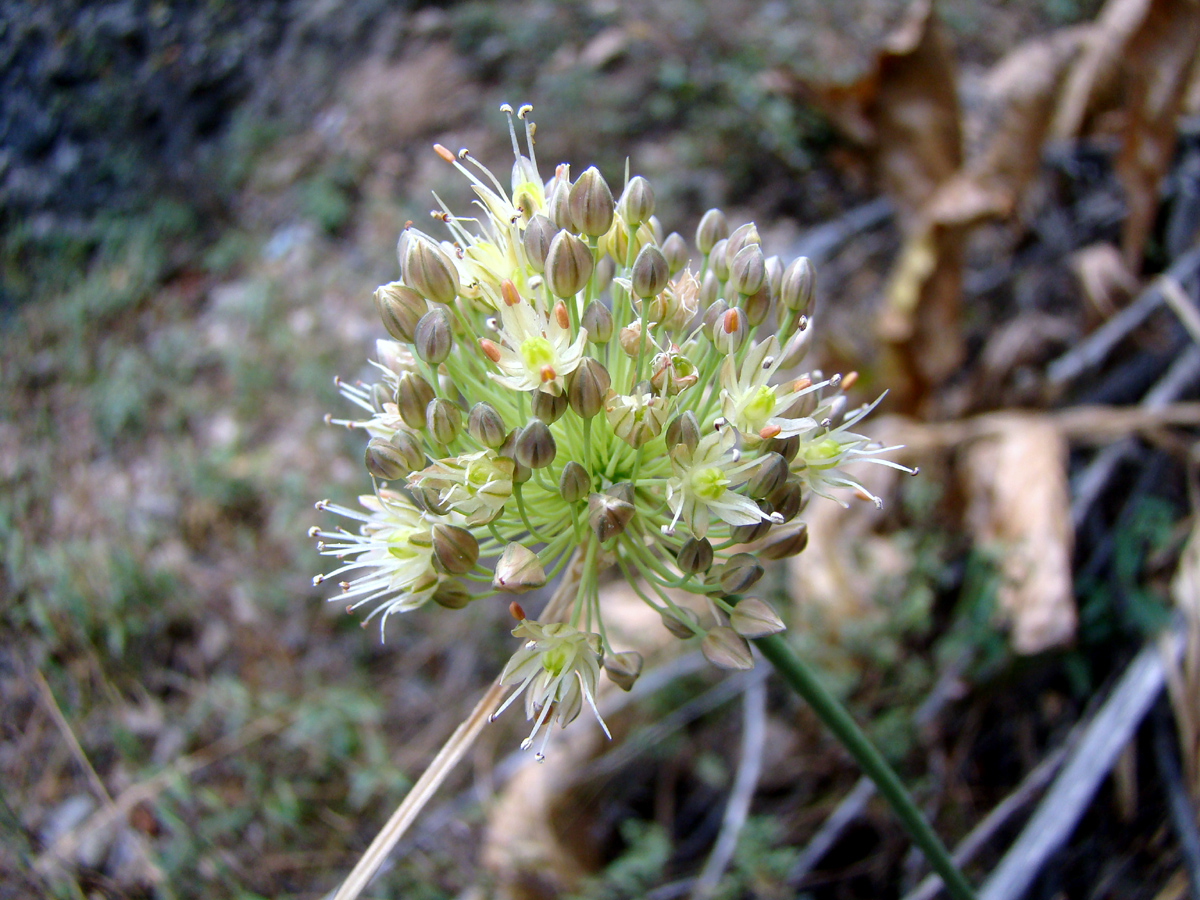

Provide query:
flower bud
left=730, top=505, right=773, bottom=544
left=604, top=650, right=644, bottom=691
left=544, top=231, right=594, bottom=298
left=661, top=606, right=701, bottom=639
left=426, top=398, right=462, bottom=444
left=729, top=598, right=785, bottom=638
left=566, top=357, right=611, bottom=419
left=710, top=239, right=730, bottom=281
left=433, top=579, right=472, bottom=610
left=365, top=436, right=411, bottom=480
left=370, top=382, right=392, bottom=414
left=606, top=391, right=667, bottom=448
left=396, top=372, right=435, bottom=429
left=492, top=542, right=547, bottom=593
left=514, top=419, right=556, bottom=469
left=414, top=307, right=453, bottom=364
left=522, top=215, right=558, bottom=273
left=698, top=271, right=720, bottom=309
left=432, top=523, right=480, bottom=575
left=748, top=453, right=789, bottom=499
left=618, top=322, right=642, bottom=357
left=411, top=485, right=450, bottom=516
left=780, top=256, right=815, bottom=313
left=701, top=627, right=754, bottom=670
left=765, top=255, right=783, bottom=301
left=712, top=307, right=748, bottom=355
left=764, top=434, right=800, bottom=463
left=468, top=402, right=507, bottom=448
left=594, top=256, right=615, bottom=293
left=547, top=169, right=573, bottom=230
left=588, top=487, right=635, bottom=542
left=718, top=553, right=764, bottom=594
left=661, top=232, right=688, bottom=274
left=374, top=282, right=427, bottom=343
left=758, top=523, right=809, bottom=560
left=530, top=388, right=568, bottom=424
left=617, top=175, right=655, bottom=227
left=742, top=283, right=772, bottom=327
left=725, top=222, right=760, bottom=267
left=404, top=238, right=460, bottom=306
left=701, top=297, right=728, bottom=336
left=665, top=411, right=701, bottom=453
left=582, top=299, right=613, bottom=344
left=647, top=215, right=665, bottom=245
left=767, top=477, right=804, bottom=523
left=631, top=245, right=670, bottom=299
left=778, top=325, right=813, bottom=369
left=696, top=208, right=728, bottom=256
left=558, top=461, right=590, bottom=503
left=676, top=536, right=713, bottom=574
left=728, top=243, right=765, bottom=297
left=568, top=166, right=615, bottom=237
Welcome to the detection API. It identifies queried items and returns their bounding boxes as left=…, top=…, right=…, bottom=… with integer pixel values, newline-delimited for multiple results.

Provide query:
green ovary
left=691, top=466, right=728, bottom=501
left=520, top=336, right=555, bottom=373
left=742, top=385, right=777, bottom=432
left=802, top=437, right=842, bottom=469
left=541, top=645, right=570, bottom=676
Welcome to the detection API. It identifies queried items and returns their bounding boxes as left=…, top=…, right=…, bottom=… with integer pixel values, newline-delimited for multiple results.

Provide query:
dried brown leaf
left=962, top=415, right=1076, bottom=654
left=1069, top=242, right=1139, bottom=320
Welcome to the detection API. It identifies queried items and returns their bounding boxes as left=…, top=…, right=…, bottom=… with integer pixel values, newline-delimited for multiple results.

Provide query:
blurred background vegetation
left=4, top=1, right=1199, bottom=898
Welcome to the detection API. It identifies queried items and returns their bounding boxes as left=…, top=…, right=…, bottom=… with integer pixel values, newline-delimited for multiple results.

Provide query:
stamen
left=539, top=364, right=556, bottom=383
left=433, top=143, right=456, bottom=163
left=500, top=279, right=521, bottom=307
left=479, top=339, right=502, bottom=363
left=553, top=300, right=569, bottom=329
left=509, top=601, right=526, bottom=621
left=792, top=377, right=811, bottom=392
left=759, top=424, right=781, bottom=440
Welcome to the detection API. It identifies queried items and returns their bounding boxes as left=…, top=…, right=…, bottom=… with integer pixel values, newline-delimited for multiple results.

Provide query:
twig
left=689, top=675, right=767, bottom=900
left=787, top=776, right=877, bottom=886
left=976, top=625, right=1187, bottom=900
left=1047, top=244, right=1200, bottom=387
left=32, top=668, right=113, bottom=808
left=1071, top=348, right=1200, bottom=528
left=901, top=743, right=1069, bottom=900
left=1160, top=277, right=1200, bottom=350
left=1154, top=709, right=1200, bottom=900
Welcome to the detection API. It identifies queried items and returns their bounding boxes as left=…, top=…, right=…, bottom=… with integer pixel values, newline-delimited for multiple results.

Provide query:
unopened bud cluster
left=313, top=104, right=911, bottom=754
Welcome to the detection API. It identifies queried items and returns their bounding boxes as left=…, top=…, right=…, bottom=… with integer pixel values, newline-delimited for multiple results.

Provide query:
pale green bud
left=569, top=166, right=615, bottom=237
left=765, top=255, right=783, bottom=301
left=426, top=398, right=461, bottom=444
left=698, top=272, right=720, bottom=309
left=364, top=436, right=410, bottom=480
left=544, top=231, right=593, bottom=298
left=665, top=411, right=700, bottom=453
left=522, top=215, right=558, bottom=274
left=780, top=256, right=815, bottom=313
left=397, top=372, right=435, bottom=429
left=661, top=232, right=688, bottom=274
left=729, top=598, right=785, bottom=638
left=758, top=523, right=809, bottom=560
left=712, top=307, right=748, bottom=355
left=566, top=357, right=611, bottom=419
left=718, top=553, right=764, bottom=594
left=710, top=238, right=730, bottom=281
left=374, top=282, right=427, bottom=343
left=588, top=486, right=635, bottom=542
left=432, top=523, right=480, bottom=575
left=414, top=307, right=453, bottom=364
left=595, top=255, right=615, bottom=293
left=767, top=476, right=804, bottom=523
left=742, top=283, right=772, bottom=327
left=730, top=504, right=773, bottom=544
left=696, top=208, right=729, bottom=256
left=582, top=299, right=613, bottom=344
left=468, top=402, right=507, bottom=449
left=661, top=606, right=701, bottom=639
left=530, top=389, right=568, bottom=424
left=603, top=650, right=644, bottom=691
left=676, top=536, right=713, bottom=574
left=725, top=222, right=760, bottom=266
left=433, top=580, right=473, bottom=610
left=547, top=171, right=573, bottom=230
left=748, top=453, right=789, bottom=499
left=617, top=175, right=655, bottom=227
left=631, top=245, right=669, bottom=299
left=700, top=297, right=728, bottom=336
left=493, top=542, right=547, bottom=593
left=647, top=214, right=665, bottom=246
left=728, top=244, right=765, bottom=296
left=763, top=434, right=799, bottom=463
left=514, top=419, right=556, bottom=469
left=404, top=238, right=460, bottom=306
left=558, top=461, right=590, bottom=503
left=701, top=627, right=754, bottom=670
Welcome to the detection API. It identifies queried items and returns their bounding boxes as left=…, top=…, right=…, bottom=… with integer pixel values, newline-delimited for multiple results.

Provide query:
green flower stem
left=753, top=634, right=976, bottom=900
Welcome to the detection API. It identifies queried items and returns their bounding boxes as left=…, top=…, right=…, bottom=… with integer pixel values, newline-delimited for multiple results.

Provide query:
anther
left=731, top=449, right=741, bottom=462
left=829, top=373, right=842, bottom=387
left=553, top=300, right=569, bottom=329
left=339, top=581, right=350, bottom=591
left=798, top=315, right=809, bottom=331
left=518, top=104, right=533, bottom=118
left=315, top=500, right=329, bottom=510
left=713, top=417, right=726, bottom=430
left=762, top=356, right=775, bottom=369
left=322, top=413, right=333, bottom=425
left=500, top=102, right=514, bottom=113
left=509, top=601, right=526, bottom=621
left=485, top=317, right=499, bottom=330
left=792, top=377, right=811, bottom=392
left=759, top=424, right=781, bottom=440
left=820, top=418, right=832, bottom=428
left=312, top=575, right=324, bottom=585
left=661, top=524, right=676, bottom=535
left=500, top=279, right=521, bottom=307
left=433, top=143, right=455, bottom=163
left=842, top=371, right=858, bottom=391
left=911, top=466, right=921, bottom=476
left=540, top=364, right=556, bottom=383
left=307, top=526, right=321, bottom=537
left=457, top=148, right=469, bottom=160
left=723, top=309, right=738, bottom=334
left=479, top=339, right=502, bottom=363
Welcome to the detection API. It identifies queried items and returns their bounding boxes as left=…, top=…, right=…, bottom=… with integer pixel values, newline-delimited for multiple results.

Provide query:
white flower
left=491, top=620, right=610, bottom=760
left=311, top=490, right=440, bottom=635
left=665, top=428, right=779, bottom=539
left=484, top=294, right=588, bottom=395
left=407, top=450, right=515, bottom=525
left=719, top=337, right=827, bottom=442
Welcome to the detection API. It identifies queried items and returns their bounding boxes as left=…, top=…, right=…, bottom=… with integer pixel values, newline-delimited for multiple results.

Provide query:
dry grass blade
left=976, top=625, right=1186, bottom=900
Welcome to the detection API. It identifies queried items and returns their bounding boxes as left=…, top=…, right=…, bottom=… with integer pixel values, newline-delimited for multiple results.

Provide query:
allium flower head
left=312, top=103, right=914, bottom=756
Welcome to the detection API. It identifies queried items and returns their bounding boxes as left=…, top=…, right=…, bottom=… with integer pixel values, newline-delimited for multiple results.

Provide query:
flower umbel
left=312, top=103, right=915, bottom=756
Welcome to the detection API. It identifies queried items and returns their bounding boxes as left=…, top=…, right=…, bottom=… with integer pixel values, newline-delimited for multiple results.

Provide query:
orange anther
left=841, top=371, right=858, bottom=391
left=433, top=144, right=456, bottom=163
left=509, top=601, right=526, bottom=621
left=540, top=364, right=556, bottom=383
left=792, top=377, right=811, bottom=392
left=759, top=424, right=781, bottom=440
left=553, top=300, right=569, bottom=329
left=479, top=339, right=502, bottom=363
left=500, top=279, right=521, bottom=307
left=723, top=309, right=739, bottom=334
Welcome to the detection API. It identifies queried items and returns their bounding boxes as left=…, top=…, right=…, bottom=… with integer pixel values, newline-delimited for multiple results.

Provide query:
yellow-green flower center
left=743, top=384, right=777, bottom=431
left=520, top=336, right=555, bottom=372
left=691, top=466, right=728, bottom=501
left=542, top=645, right=570, bottom=676
left=802, top=437, right=842, bottom=469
